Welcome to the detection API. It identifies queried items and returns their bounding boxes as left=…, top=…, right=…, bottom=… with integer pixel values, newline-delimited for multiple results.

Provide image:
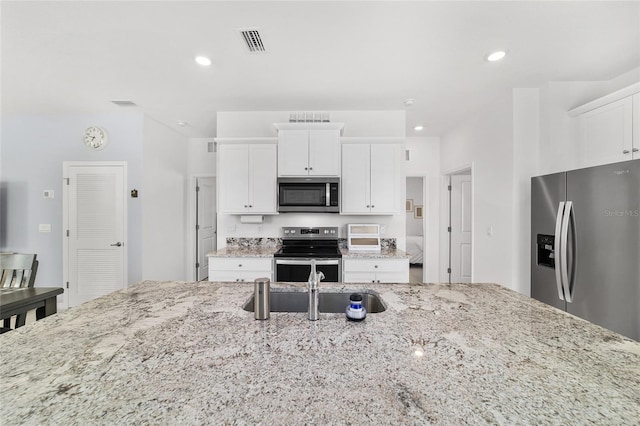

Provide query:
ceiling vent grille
left=238, top=28, right=266, bottom=53
left=110, top=100, right=137, bottom=107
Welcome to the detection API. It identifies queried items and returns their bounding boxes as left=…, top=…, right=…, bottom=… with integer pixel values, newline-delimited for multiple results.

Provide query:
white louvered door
left=65, top=163, right=126, bottom=307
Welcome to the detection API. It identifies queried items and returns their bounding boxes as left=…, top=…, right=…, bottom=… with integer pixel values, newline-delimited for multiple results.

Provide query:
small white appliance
left=347, top=224, right=381, bottom=252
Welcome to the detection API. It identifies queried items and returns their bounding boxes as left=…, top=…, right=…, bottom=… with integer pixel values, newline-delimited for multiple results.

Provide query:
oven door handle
left=275, top=259, right=341, bottom=266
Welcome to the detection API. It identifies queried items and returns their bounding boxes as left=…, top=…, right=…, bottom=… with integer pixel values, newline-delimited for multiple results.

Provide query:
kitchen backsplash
left=226, top=237, right=397, bottom=250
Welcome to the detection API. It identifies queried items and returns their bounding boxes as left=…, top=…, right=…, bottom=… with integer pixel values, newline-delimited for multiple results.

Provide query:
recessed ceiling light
left=414, top=125, right=424, bottom=131
left=486, top=51, right=507, bottom=62
left=404, top=98, right=415, bottom=107
left=177, top=121, right=188, bottom=127
left=195, top=56, right=211, bottom=66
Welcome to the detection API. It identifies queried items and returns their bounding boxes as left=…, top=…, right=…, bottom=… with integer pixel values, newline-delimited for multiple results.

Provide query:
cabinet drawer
left=343, top=258, right=408, bottom=273
left=343, top=272, right=376, bottom=283
left=209, top=257, right=272, bottom=272
left=209, top=270, right=272, bottom=283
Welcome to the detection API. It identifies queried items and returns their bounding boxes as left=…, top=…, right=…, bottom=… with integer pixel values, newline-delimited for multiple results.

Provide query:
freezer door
left=531, top=172, right=566, bottom=311
left=566, top=159, right=640, bottom=341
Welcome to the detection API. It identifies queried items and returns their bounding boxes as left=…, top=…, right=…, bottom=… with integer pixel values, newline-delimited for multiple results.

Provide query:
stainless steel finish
left=277, top=177, right=339, bottom=213
left=307, top=259, right=324, bottom=321
left=531, top=172, right=566, bottom=311
left=565, top=160, right=640, bottom=340
left=281, top=227, right=339, bottom=240
left=275, top=259, right=340, bottom=266
left=242, top=289, right=387, bottom=313
left=254, top=278, right=270, bottom=320
left=554, top=202, right=565, bottom=301
left=623, top=150, right=630, bottom=154
left=110, top=242, right=122, bottom=247
left=326, top=183, right=330, bottom=207
left=560, top=201, right=573, bottom=302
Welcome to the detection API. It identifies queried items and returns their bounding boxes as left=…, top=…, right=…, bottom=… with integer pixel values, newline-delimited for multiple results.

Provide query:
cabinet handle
left=248, top=205, right=253, bottom=208
left=371, top=205, right=375, bottom=208
left=304, top=167, right=308, bottom=170
left=366, top=205, right=370, bottom=208
left=309, top=167, right=313, bottom=170
left=244, top=205, right=248, bottom=208
left=372, top=280, right=375, bottom=283
left=623, top=150, right=630, bottom=154
left=633, top=148, right=639, bottom=153
left=238, top=264, right=242, bottom=267
left=374, top=265, right=378, bottom=268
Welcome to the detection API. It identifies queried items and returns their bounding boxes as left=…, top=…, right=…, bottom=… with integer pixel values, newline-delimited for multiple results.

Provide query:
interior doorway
left=190, top=176, right=216, bottom=281
left=442, top=166, right=473, bottom=284
left=63, top=161, right=127, bottom=308
left=406, top=176, right=426, bottom=283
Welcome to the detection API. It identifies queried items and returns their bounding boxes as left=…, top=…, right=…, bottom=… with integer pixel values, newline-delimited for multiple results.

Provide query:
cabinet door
left=633, top=94, right=639, bottom=160
left=249, top=144, right=277, bottom=214
left=341, top=144, right=371, bottom=214
left=343, top=271, right=377, bottom=284
left=308, top=130, right=341, bottom=176
left=218, top=144, right=249, bottom=213
left=574, top=96, right=633, bottom=168
left=278, top=130, right=309, bottom=176
left=370, top=144, right=400, bottom=214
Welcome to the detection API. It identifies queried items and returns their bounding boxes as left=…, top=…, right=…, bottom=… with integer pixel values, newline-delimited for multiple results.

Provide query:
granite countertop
left=340, top=247, right=410, bottom=259
left=207, top=246, right=279, bottom=258
left=2, top=281, right=639, bottom=424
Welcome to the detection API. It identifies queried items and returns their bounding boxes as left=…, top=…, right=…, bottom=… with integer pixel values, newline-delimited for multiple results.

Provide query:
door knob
left=110, top=242, right=122, bottom=247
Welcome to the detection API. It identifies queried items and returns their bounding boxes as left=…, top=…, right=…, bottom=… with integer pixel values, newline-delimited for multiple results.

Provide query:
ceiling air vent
left=110, top=100, right=137, bottom=107
left=238, top=28, right=266, bottom=53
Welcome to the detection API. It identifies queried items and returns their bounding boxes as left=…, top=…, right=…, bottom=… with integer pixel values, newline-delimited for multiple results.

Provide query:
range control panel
left=282, top=227, right=339, bottom=239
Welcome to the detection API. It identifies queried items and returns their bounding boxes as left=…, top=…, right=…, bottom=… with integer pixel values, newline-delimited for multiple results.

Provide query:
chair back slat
left=0, top=254, right=38, bottom=288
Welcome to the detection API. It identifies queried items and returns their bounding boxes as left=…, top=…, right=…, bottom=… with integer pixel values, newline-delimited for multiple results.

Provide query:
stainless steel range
left=273, top=227, right=342, bottom=282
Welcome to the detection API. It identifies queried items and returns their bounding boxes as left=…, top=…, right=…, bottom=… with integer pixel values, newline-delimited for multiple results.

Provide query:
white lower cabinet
left=342, top=258, right=409, bottom=283
left=208, top=257, right=272, bottom=282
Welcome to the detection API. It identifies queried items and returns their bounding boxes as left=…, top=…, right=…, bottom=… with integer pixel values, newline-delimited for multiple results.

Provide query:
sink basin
left=242, top=289, right=386, bottom=314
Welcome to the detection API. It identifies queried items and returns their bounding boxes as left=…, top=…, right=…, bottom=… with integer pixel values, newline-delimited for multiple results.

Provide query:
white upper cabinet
left=275, top=123, right=344, bottom=177
left=570, top=84, right=640, bottom=168
left=341, top=141, right=403, bottom=215
left=218, top=142, right=277, bottom=214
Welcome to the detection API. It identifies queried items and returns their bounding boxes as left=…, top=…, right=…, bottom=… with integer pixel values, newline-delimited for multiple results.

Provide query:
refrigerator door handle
left=561, top=201, right=573, bottom=303
left=554, top=201, right=566, bottom=301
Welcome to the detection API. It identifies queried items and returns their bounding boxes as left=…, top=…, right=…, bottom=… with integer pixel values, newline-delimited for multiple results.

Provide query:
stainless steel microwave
left=277, top=177, right=339, bottom=213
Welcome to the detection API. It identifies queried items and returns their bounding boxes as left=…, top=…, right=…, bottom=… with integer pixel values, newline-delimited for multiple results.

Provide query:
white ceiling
left=2, top=1, right=639, bottom=138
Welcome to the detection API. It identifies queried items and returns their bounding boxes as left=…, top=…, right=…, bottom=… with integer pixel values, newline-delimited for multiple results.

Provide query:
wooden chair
left=1, top=253, right=39, bottom=331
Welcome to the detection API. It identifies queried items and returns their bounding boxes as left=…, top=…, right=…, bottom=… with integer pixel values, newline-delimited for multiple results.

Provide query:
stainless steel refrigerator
left=531, top=159, right=640, bottom=341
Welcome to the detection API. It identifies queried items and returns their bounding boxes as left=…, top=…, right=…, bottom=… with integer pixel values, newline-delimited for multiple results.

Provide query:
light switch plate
left=39, top=224, right=52, bottom=233
left=43, top=190, right=54, bottom=199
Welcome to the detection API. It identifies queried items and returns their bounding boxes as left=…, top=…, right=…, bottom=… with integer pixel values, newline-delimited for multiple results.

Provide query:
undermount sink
left=242, top=289, right=386, bottom=314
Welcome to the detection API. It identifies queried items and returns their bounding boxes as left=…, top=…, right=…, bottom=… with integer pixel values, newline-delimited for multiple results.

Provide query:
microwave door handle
left=326, top=183, right=330, bottom=207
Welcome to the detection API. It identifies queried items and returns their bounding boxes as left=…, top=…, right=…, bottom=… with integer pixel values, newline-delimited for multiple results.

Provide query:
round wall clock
left=83, top=126, right=108, bottom=150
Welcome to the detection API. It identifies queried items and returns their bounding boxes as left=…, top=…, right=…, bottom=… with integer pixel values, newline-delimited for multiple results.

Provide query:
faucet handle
left=317, top=271, right=325, bottom=282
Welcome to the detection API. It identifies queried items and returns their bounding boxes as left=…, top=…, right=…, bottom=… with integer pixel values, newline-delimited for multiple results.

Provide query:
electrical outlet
left=380, top=225, right=386, bottom=235
left=39, top=224, right=51, bottom=233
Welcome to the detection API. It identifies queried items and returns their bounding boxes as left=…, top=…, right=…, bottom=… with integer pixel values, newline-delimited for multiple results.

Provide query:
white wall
left=0, top=112, right=144, bottom=304
left=216, top=110, right=407, bottom=249
left=406, top=177, right=423, bottom=236
left=440, top=94, right=515, bottom=288
left=188, top=137, right=216, bottom=176
left=512, top=89, right=540, bottom=296
left=405, top=136, right=441, bottom=282
left=142, top=116, right=188, bottom=281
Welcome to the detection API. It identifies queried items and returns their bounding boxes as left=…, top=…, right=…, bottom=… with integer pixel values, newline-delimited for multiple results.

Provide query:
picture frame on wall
left=414, top=205, right=423, bottom=219
left=406, top=199, right=414, bottom=212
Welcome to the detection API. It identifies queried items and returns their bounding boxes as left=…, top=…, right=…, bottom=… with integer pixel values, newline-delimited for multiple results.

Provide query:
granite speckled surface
left=2, top=281, right=639, bottom=424
left=207, top=246, right=279, bottom=258
left=340, top=247, right=410, bottom=259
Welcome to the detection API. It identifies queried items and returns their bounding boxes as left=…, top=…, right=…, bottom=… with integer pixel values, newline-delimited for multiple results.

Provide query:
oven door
left=274, top=259, right=341, bottom=282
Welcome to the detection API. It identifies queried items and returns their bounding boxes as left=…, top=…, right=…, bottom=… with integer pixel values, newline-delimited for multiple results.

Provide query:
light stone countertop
left=207, top=246, right=279, bottom=258
left=340, top=247, right=410, bottom=259
left=1, top=281, right=639, bottom=424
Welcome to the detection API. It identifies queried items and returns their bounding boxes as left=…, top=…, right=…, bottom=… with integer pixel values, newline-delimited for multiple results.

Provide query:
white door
left=341, top=144, right=371, bottom=214
left=218, top=144, right=249, bottom=213
left=450, top=174, right=472, bottom=283
left=308, top=130, right=340, bottom=176
left=196, top=177, right=216, bottom=281
left=277, top=130, right=309, bottom=176
left=370, top=144, right=399, bottom=214
left=64, top=162, right=126, bottom=307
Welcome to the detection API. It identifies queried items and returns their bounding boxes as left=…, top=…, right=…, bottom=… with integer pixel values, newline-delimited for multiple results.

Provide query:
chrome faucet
left=308, top=259, right=325, bottom=321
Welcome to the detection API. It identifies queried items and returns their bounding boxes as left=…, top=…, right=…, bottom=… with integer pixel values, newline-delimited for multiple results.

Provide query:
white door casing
left=450, top=174, right=472, bottom=283
left=63, top=162, right=127, bottom=308
left=196, top=177, right=216, bottom=281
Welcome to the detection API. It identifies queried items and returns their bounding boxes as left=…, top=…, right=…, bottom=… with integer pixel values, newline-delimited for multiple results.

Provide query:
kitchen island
left=1, top=281, right=639, bottom=424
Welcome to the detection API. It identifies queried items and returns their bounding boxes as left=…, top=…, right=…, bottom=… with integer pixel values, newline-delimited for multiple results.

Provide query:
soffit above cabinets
left=273, top=122, right=345, bottom=136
